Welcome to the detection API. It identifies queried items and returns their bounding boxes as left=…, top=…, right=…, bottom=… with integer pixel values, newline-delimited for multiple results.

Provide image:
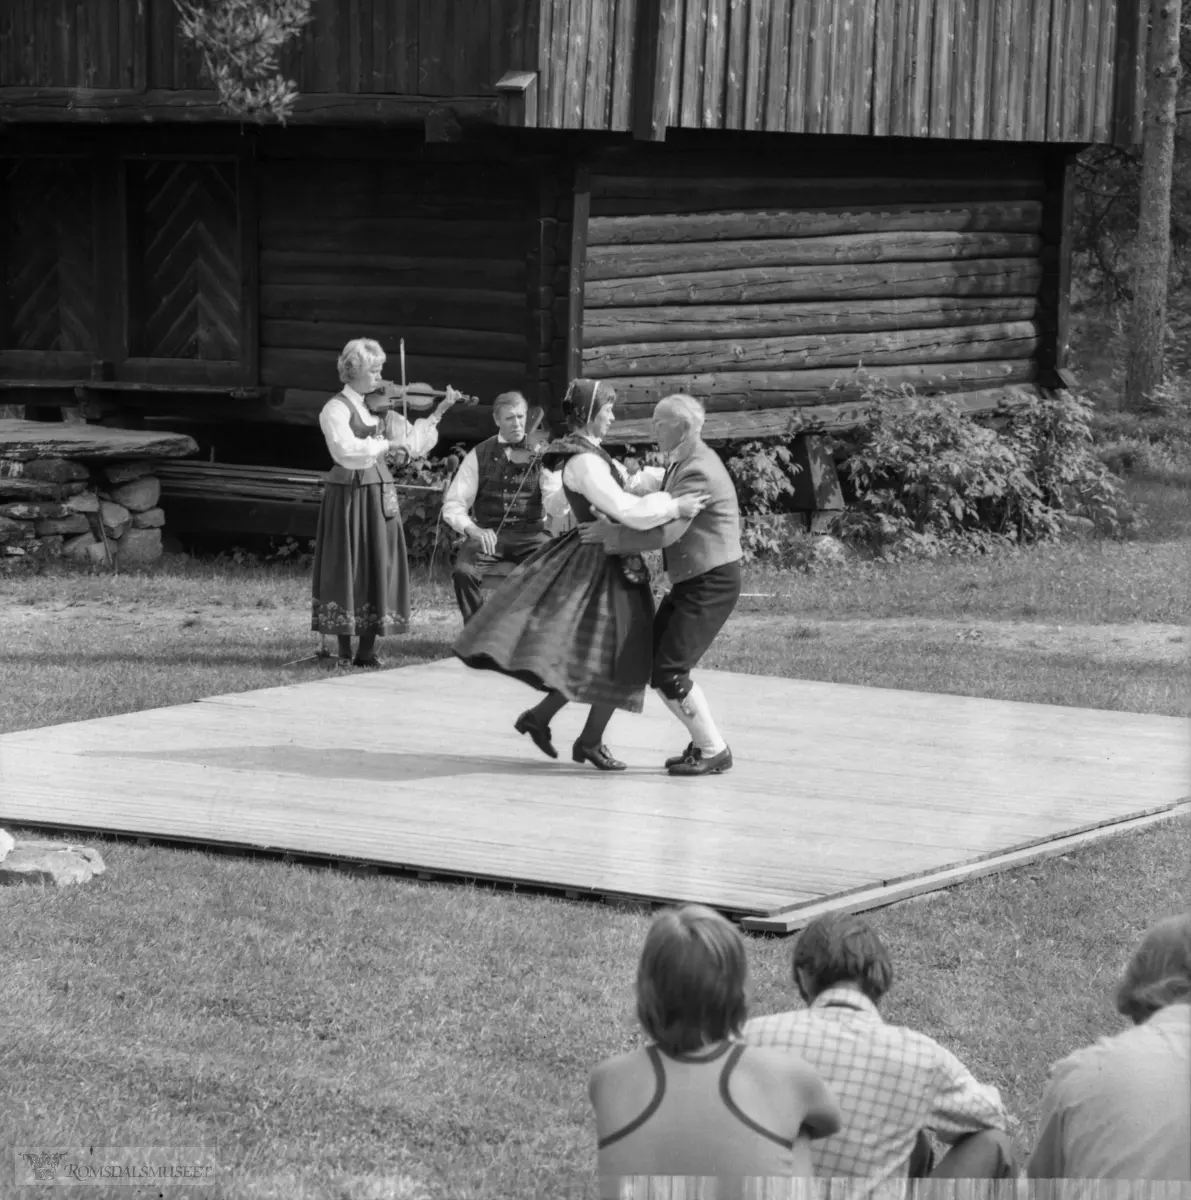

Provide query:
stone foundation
left=0, top=457, right=168, bottom=564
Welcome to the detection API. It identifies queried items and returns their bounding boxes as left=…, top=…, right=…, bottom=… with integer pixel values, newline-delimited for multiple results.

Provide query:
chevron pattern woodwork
left=130, top=160, right=240, bottom=361
left=3, top=158, right=96, bottom=352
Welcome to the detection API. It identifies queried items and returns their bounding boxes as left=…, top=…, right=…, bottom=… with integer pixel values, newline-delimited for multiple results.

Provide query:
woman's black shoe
left=352, top=656, right=384, bottom=669
left=572, top=741, right=627, bottom=771
left=514, top=710, right=558, bottom=760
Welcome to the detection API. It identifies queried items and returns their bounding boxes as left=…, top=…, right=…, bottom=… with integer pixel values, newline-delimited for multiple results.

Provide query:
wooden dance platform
left=0, top=660, right=1186, bottom=930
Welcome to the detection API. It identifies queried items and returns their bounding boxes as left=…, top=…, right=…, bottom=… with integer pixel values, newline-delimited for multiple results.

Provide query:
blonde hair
left=636, top=905, right=748, bottom=1055
left=337, top=338, right=386, bottom=384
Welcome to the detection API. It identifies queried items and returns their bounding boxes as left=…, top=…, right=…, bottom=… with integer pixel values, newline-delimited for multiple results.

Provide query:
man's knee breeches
left=652, top=669, right=692, bottom=700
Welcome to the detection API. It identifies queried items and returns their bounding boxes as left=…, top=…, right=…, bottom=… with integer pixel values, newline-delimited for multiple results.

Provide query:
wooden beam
left=602, top=383, right=1044, bottom=445
left=566, top=164, right=592, bottom=383
left=0, top=88, right=502, bottom=126
left=632, top=0, right=680, bottom=140
left=238, top=132, right=260, bottom=389
left=495, top=69, right=539, bottom=127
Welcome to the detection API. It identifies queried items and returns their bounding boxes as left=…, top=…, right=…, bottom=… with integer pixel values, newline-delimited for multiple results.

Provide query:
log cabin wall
left=575, top=136, right=1052, bottom=428
left=255, top=131, right=540, bottom=426
left=531, top=0, right=1138, bottom=144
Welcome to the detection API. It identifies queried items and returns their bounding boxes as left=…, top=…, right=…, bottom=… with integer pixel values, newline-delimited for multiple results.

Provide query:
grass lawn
left=1, top=480, right=1189, bottom=1199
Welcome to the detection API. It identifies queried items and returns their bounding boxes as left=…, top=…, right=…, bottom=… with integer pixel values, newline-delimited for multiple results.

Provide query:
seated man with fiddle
left=441, top=390, right=568, bottom=622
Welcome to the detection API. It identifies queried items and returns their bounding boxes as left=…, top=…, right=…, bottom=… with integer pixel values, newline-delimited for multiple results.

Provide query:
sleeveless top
left=547, top=435, right=627, bottom=524
left=325, top=394, right=394, bottom=488
left=594, top=1042, right=813, bottom=1181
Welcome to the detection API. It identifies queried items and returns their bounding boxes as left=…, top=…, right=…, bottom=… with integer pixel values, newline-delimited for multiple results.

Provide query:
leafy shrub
left=174, top=0, right=312, bottom=122
left=391, top=445, right=468, bottom=567
left=723, top=441, right=803, bottom=561
left=828, top=376, right=1129, bottom=557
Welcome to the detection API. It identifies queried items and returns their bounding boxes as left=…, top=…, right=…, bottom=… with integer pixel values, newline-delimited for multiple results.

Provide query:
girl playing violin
left=311, top=337, right=460, bottom=667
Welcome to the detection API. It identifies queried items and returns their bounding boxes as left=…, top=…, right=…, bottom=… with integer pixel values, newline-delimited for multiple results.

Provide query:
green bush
left=828, top=378, right=1129, bottom=557
left=723, top=440, right=803, bottom=561
left=391, top=446, right=467, bottom=566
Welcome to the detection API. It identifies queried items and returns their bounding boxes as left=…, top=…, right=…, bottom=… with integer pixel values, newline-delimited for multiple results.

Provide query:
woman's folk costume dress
left=311, top=385, right=439, bottom=638
left=453, top=435, right=675, bottom=713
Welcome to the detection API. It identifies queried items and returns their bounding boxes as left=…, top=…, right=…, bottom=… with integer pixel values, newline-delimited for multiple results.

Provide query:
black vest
left=324, top=395, right=394, bottom=486
left=472, top=436, right=545, bottom=532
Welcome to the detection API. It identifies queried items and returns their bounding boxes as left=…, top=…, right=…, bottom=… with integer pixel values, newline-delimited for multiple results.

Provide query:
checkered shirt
left=744, top=986, right=1008, bottom=1190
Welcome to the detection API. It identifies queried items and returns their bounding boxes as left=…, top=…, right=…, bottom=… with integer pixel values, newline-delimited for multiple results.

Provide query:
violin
left=506, top=406, right=551, bottom=465
left=365, top=381, right=480, bottom=415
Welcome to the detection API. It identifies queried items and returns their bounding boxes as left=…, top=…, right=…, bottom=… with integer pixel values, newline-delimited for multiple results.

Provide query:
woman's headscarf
left=560, top=378, right=616, bottom=432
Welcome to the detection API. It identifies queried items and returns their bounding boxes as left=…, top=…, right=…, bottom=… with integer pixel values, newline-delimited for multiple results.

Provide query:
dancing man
left=441, top=391, right=567, bottom=622
left=580, top=393, right=741, bottom=777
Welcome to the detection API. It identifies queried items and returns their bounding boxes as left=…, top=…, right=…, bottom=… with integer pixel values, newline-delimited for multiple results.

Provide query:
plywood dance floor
left=1, top=660, right=1187, bottom=929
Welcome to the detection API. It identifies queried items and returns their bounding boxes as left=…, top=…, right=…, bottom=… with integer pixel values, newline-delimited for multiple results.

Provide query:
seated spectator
left=1028, top=911, right=1191, bottom=1181
left=589, top=904, right=840, bottom=1197
left=744, top=912, right=1014, bottom=1191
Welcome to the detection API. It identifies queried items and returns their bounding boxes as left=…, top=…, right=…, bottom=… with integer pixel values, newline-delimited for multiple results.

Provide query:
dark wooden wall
left=575, top=139, right=1053, bottom=426
left=256, top=139, right=541, bottom=419
left=0, top=0, right=538, bottom=96
left=535, top=0, right=1131, bottom=143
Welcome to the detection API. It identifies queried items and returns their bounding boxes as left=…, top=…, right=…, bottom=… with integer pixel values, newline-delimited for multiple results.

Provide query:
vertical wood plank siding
left=533, top=0, right=1129, bottom=144
left=577, top=145, right=1049, bottom=419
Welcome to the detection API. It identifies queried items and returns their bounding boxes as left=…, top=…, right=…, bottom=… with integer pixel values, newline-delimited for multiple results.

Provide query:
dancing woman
left=311, top=337, right=459, bottom=668
left=453, top=378, right=707, bottom=771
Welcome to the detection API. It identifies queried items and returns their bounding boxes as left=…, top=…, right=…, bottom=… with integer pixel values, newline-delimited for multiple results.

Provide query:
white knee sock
left=680, top=682, right=727, bottom=756
left=656, top=684, right=726, bottom=756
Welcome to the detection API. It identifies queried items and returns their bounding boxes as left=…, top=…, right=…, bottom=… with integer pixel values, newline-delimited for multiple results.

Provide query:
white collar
left=341, top=384, right=366, bottom=405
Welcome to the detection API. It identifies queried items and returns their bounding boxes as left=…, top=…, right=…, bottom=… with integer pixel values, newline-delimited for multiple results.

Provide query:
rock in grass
left=0, top=829, right=14, bottom=862
left=104, top=459, right=155, bottom=485
left=132, top=506, right=165, bottom=529
left=116, top=526, right=162, bottom=565
left=22, top=458, right=91, bottom=483
left=63, top=531, right=98, bottom=560
left=0, top=840, right=106, bottom=887
left=109, top=475, right=160, bottom=513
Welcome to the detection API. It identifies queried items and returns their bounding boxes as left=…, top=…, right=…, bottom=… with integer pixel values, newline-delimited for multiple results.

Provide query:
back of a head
left=636, top=904, right=748, bottom=1055
left=793, top=912, right=893, bottom=1005
left=1116, top=912, right=1191, bottom=1024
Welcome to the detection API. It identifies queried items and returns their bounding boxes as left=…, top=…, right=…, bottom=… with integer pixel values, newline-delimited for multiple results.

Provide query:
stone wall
left=0, top=457, right=166, bottom=566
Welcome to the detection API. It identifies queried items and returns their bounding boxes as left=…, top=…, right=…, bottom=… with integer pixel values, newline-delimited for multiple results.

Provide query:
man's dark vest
left=325, top=394, right=394, bottom=486
left=472, top=436, right=545, bottom=532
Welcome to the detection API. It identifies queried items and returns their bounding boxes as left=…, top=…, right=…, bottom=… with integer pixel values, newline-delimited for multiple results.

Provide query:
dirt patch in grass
left=724, top=614, right=1190, bottom=666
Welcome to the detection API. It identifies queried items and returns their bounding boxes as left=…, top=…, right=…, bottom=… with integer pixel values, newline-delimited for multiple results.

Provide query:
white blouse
left=318, top=385, right=440, bottom=471
left=562, top=450, right=676, bottom=530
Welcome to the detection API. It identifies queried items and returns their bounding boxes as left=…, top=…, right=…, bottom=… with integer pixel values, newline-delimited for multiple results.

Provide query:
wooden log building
left=0, top=0, right=1149, bottom=532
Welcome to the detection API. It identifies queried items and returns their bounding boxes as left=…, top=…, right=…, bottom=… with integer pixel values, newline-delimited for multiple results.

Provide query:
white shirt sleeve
left=385, top=412, right=440, bottom=459
left=624, top=464, right=666, bottom=496
left=541, top=467, right=570, bottom=519
left=441, top=449, right=480, bottom=535
left=563, top=454, right=679, bottom=530
left=319, top=397, right=388, bottom=471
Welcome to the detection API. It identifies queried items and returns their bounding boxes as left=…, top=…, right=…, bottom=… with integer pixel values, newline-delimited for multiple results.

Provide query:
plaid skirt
left=310, top=480, right=409, bottom=637
left=452, top=529, right=655, bottom=712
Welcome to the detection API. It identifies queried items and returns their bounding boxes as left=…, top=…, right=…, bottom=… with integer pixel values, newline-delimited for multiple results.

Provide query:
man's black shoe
left=668, top=746, right=733, bottom=777
left=664, top=743, right=696, bottom=769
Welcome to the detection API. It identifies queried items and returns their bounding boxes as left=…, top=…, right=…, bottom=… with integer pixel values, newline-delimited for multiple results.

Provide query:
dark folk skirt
left=452, top=529, right=655, bottom=712
left=311, top=480, right=409, bottom=637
